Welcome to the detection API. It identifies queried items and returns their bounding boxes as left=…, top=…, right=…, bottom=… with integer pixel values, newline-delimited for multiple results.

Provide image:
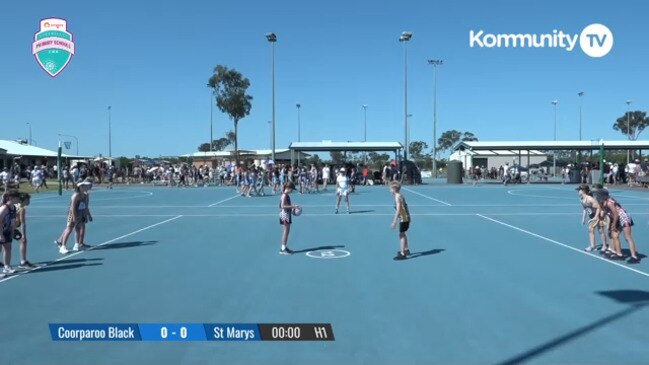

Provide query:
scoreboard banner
left=49, top=323, right=335, bottom=341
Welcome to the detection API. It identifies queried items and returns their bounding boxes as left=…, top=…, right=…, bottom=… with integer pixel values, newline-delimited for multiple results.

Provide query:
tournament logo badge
left=32, top=18, right=75, bottom=77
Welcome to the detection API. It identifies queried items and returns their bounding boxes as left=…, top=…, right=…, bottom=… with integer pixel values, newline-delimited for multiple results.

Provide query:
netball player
left=390, top=182, right=411, bottom=260
left=335, top=168, right=351, bottom=214
left=576, top=185, right=607, bottom=252
left=0, top=190, right=21, bottom=275
left=16, top=192, right=36, bottom=268
left=74, top=179, right=93, bottom=251
left=54, top=180, right=92, bottom=254
left=596, top=189, right=640, bottom=263
left=279, top=181, right=299, bottom=255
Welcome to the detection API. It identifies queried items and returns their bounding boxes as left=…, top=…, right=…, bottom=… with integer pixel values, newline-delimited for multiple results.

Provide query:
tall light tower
left=362, top=104, right=368, bottom=142
left=266, top=32, right=277, bottom=162
left=108, top=106, right=112, bottom=158
left=577, top=91, right=584, bottom=162
left=428, top=59, right=443, bottom=178
left=26, top=122, right=32, bottom=145
left=207, top=83, right=214, bottom=151
left=399, top=31, right=412, bottom=161
left=552, top=100, right=558, bottom=178
left=626, top=99, right=633, bottom=163
left=578, top=91, right=584, bottom=140
left=296, top=103, right=301, bottom=142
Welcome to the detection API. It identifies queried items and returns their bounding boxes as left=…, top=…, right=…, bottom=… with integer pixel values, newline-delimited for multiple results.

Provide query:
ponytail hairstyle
left=284, top=181, right=295, bottom=191
left=1, top=190, right=20, bottom=205
left=18, top=192, right=31, bottom=204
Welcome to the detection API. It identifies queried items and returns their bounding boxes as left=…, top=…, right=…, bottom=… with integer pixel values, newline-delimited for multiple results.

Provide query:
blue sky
left=1, top=0, right=648, bottom=158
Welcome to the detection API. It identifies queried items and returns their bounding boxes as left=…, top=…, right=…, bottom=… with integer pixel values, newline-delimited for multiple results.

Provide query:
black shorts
left=1, top=232, right=11, bottom=244
left=399, top=222, right=410, bottom=233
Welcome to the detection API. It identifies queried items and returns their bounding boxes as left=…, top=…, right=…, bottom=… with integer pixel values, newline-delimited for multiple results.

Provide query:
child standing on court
left=279, top=181, right=300, bottom=255
left=0, top=190, right=21, bottom=276
left=16, top=192, right=36, bottom=269
left=390, top=182, right=411, bottom=260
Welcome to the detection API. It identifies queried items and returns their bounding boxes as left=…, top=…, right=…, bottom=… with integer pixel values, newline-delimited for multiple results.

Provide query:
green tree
left=305, top=154, right=321, bottom=166
left=208, top=65, right=253, bottom=164
left=197, top=132, right=233, bottom=152
left=462, top=132, right=478, bottom=142
left=613, top=111, right=649, bottom=140
left=225, top=130, right=236, bottom=145
left=409, top=141, right=429, bottom=160
left=346, top=151, right=363, bottom=163
left=212, top=137, right=231, bottom=151
left=117, top=157, right=131, bottom=169
left=437, top=130, right=479, bottom=154
left=330, top=151, right=345, bottom=164
left=437, top=130, right=461, bottom=153
left=367, top=152, right=391, bottom=169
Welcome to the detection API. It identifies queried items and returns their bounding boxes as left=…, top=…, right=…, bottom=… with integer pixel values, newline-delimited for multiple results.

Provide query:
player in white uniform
left=335, top=168, right=351, bottom=214
left=31, top=167, right=44, bottom=193
left=322, top=165, right=330, bottom=191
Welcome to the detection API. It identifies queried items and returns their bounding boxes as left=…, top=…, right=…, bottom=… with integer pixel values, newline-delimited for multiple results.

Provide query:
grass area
left=3, top=180, right=61, bottom=195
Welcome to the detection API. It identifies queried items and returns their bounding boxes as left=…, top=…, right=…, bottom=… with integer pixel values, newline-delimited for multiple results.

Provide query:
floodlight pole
left=108, top=106, right=112, bottom=158
left=399, top=31, right=412, bottom=162
left=207, top=84, right=214, bottom=152
left=428, top=59, right=443, bottom=178
left=27, top=122, right=32, bottom=145
left=296, top=103, right=301, bottom=142
left=552, top=100, right=558, bottom=179
left=266, top=32, right=277, bottom=163
left=578, top=91, right=584, bottom=162
left=626, top=100, right=632, bottom=163
left=363, top=104, right=368, bottom=164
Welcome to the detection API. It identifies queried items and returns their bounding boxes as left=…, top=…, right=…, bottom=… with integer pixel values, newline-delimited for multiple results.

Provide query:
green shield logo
left=32, top=18, right=75, bottom=77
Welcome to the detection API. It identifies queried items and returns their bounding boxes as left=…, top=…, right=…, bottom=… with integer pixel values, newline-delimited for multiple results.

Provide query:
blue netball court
left=1, top=183, right=648, bottom=365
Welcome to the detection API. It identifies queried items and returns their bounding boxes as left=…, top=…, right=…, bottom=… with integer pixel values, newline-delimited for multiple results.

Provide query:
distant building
left=450, top=149, right=548, bottom=169
left=182, top=149, right=310, bottom=168
left=0, top=139, right=77, bottom=169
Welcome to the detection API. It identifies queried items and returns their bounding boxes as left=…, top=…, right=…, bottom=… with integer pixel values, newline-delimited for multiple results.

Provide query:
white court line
left=28, top=215, right=179, bottom=218
left=402, top=187, right=452, bottom=206
left=476, top=214, right=649, bottom=279
left=0, top=215, right=183, bottom=284
left=208, top=194, right=240, bottom=207
left=507, top=189, right=574, bottom=200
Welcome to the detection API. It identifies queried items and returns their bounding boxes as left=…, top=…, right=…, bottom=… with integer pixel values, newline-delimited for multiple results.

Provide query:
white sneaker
left=72, top=244, right=79, bottom=251
left=59, top=246, right=69, bottom=254
left=3, top=267, right=16, bottom=274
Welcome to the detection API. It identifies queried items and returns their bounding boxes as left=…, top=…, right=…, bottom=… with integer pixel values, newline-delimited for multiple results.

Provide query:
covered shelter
left=452, top=140, right=649, bottom=168
left=450, top=149, right=548, bottom=170
left=288, top=141, right=403, bottom=165
left=0, top=139, right=85, bottom=170
left=182, top=149, right=310, bottom=168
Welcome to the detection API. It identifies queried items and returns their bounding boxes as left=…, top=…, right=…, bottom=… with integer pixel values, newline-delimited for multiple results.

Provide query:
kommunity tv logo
left=469, top=23, right=613, bottom=58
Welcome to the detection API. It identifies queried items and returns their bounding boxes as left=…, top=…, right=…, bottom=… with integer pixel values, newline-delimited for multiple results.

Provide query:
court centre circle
left=305, top=249, right=351, bottom=259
